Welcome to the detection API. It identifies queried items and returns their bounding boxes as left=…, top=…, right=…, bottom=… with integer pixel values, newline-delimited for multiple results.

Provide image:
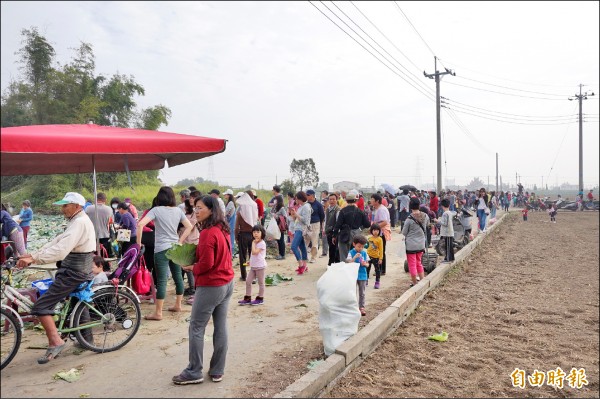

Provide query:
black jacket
left=333, top=205, right=370, bottom=237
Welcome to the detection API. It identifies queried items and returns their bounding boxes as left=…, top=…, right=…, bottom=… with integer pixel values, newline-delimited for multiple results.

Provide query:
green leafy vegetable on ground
left=165, top=243, right=197, bottom=266
left=265, top=273, right=293, bottom=286
left=428, top=331, right=449, bottom=342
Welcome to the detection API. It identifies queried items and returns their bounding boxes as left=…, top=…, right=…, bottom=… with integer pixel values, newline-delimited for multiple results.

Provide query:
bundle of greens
left=165, top=243, right=198, bottom=266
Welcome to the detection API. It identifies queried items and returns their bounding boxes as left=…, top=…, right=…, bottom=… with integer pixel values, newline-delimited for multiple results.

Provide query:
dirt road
left=327, top=211, right=599, bottom=398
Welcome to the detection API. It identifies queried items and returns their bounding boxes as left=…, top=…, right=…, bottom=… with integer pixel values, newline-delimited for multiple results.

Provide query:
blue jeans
left=291, top=230, right=308, bottom=261
left=227, top=213, right=236, bottom=254
left=476, top=209, right=487, bottom=231
left=490, top=206, right=497, bottom=218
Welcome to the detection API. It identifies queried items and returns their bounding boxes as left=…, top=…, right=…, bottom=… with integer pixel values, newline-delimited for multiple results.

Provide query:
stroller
left=109, top=244, right=156, bottom=303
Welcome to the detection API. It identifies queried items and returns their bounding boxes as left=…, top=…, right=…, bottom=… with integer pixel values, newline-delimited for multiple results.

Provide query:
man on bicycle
left=17, top=192, right=96, bottom=364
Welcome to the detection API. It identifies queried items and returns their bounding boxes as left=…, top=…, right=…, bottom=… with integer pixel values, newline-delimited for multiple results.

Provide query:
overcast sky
left=2, top=1, right=599, bottom=191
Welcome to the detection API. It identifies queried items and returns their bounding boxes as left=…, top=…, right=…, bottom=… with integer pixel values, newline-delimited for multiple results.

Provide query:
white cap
left=53, top=192, right=86, bottom=206
left=224, top=189, right=234, bottom=196
left=234, top=191, right=245, bottom=198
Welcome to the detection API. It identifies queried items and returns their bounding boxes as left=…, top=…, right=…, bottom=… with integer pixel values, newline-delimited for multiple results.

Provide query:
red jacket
left=256, top=198, right=265, bottom=219
left=429, top=196, right=439, bottom=213
left=193, top=225, right=234, bottom=287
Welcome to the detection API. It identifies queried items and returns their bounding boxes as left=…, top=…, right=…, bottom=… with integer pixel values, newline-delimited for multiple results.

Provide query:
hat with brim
left=53, top=192, right=86, bottom=206
left=224, top=189, right=234, bottom=196
left=235, top=192, right=245, bottom=198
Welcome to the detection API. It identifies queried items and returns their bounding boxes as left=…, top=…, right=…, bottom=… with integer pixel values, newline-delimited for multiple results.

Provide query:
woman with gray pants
left=173, top=195, right=234, bottom=385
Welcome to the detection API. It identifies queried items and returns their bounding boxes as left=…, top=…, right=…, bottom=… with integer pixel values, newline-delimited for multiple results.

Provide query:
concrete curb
left=274, top=212, right=509, bottom=398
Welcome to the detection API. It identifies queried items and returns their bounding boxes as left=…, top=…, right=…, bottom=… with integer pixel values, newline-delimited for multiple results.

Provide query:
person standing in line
left=18, top=200, right=33, bottom=249
left=366, top=223, right=383, bottom=289
left=85, top=192, right=114, bottom=258
left=179, top=198, right=200, bottom=298
left=140, top=197, right=158, bottom=286
left=522, top=207, right=528, bottom=221
left=402, top=198, right=430, bottom=287
left=234, top=191, right=258, bottom=281
left=324, top=193, right=340, bottom=266
left=267, top=185, right=284, bottom=210
left=110, top=197, right=122, bottom=224
left=304, top=189, right=324, bottom=264
left=332, top=190, right=371, bottom=261
left=489, top=191, right=499, bottom=219
left=289, top=191, right=312, bottom=275
left=475, top=188, right=489, bottom=233
left=209, top=189, right=227, bottom=215
left=116, top=202, right=137, bottom=255
left=179, top=189, right=191, bottom=211
left=223, top=189, right=237, bottom=256
left=271, top=195, right=287, bottom=260
left=1, top=209, right=26, bottom=256
left=319, top=190, right=329, bottom=258
left=429, top=191, right=439, bottom=218
left=238, top=224, right=267, bottom=306
left=136, top=186, right=193, bottom=320
left=439, top=199, right=454, bottom=263
left=369, top=193, right=391, bottom=276
left=124, top=197, right=139, bottom=220
left=397, top=189, right=411, bottom=229
left=173, top=195, right=234, bottom=385
left=345, top=235, right=369, bottom=317
left=251, top=190, right=265, bottom=226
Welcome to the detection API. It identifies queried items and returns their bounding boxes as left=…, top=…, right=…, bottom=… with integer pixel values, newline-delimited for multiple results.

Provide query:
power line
left=439, top=58, right=588, bottom=89
left=454, top=75, right=567, bottom=97
left=349, top=1, right=425, bottom=79
left=442, top=96, right=583, bottom=119
left=444, top=80, right=568, bottom=100
left=546, top=102, right=580, bottom=186
left=442, top=107, right=493, bottom=154
left=308, top=1, right=435, bottom=102
left=329, top=1, right=434, bottom=97
left=392, top=1, right=436, bottom=57
left=442, top=105, right=582, bottom=125
left=442, top=99, right=579, bottom=122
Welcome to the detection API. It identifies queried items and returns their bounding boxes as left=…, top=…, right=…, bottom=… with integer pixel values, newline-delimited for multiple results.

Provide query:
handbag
left=116, top=229, right=131, bottom=242
left=484, top=207, right=490, bottom=215
left=277, top=214, right=288, bottom=232
left=131, top=257, right=152, bottom=295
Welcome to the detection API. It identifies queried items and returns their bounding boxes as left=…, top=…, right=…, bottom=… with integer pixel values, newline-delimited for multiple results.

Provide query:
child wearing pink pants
left=401, top=198, right=430, bottom=287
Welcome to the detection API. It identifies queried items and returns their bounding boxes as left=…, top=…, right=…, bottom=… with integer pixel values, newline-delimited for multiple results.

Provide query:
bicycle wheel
left=1, top=308, right=21, bottom=370
left=72, top=289, right=141, bottom=353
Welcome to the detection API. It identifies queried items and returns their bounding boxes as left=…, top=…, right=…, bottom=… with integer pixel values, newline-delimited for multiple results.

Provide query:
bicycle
left=1, top=250, right=142, bottom=370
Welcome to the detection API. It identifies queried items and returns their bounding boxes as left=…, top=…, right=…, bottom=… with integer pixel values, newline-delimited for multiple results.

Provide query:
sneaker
left=183, top=287, right=195, bottom=296
left=238, top=296, right=251, bottom=305
left=275, top=255, right=285, bottom=260
left=172, top=374, right=204, bottom=385
left=374, top=281, right=380, bottom=289
left=210, top=375, right=223, bottom=382
left=359, top=307, right=366, bottom=316
left=309, top=258, right=316, bottom=263
left=250, top=297, right=264, bottom=306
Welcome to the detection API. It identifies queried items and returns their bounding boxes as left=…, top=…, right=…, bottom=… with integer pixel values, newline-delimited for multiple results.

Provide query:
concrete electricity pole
left=569, top=84, right=595, bottom=192
left=496, top=153, right=499, bottom=193
left=425, top=56, right=455, bottom=194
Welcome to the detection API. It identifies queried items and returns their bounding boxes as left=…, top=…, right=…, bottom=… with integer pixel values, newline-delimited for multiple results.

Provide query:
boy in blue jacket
left=345, top=234, right=370, bottom=316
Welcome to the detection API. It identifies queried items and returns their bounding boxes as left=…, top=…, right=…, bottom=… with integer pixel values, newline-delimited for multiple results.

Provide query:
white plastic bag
left=317, top=262, right=361, bottom=356
left=266, top=217, right=281, bottom=241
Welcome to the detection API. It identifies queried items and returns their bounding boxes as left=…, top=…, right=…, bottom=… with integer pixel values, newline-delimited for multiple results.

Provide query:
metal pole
left=495, top=153, right=498, bottom=193
left=92, top=155, right=100, bottom=254
left=578, top=84, right=583, bottom=192
left=435, top=58, right=442, bottom=194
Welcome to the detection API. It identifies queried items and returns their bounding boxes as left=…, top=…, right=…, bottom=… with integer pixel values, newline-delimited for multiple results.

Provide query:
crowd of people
left=1, top=182, right=596, bottom=381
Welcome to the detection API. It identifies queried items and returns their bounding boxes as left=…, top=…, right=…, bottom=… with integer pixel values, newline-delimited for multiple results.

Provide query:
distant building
left=333, top=181, right=360, bottom=193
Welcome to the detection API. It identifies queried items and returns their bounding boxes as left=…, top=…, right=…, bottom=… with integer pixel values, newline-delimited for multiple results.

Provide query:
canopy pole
left=92, top=155, right=101, bottom=254
left=124, top=155, right=135, bottom=193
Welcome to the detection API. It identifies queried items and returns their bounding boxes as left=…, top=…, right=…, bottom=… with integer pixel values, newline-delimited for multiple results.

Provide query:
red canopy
left=0, top=124, right=227, bottom=176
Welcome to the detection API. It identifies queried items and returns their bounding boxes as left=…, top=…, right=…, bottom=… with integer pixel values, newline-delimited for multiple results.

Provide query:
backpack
left=109, top=244, right=142, bottom=284
left=276, top=213, right=288, bottom=232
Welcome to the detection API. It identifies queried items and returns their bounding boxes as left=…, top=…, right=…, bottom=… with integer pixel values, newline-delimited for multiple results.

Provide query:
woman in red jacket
left=172, top=195, right=234, bottom=385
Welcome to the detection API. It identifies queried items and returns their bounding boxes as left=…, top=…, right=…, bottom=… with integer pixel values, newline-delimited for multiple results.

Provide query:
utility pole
left=425, top=56, right=455, bottom=194
left=569, top=84, right=595, bottom=192
left=495, top=153, right=499, bottom=193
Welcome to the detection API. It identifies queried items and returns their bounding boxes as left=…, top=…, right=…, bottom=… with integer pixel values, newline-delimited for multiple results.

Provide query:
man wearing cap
left=85, top=192, right=114, bottom=258
left=17, top=192, right=96, bottom=364
left=209, top=189, right=227, bottom=215
left=304, top=190, right=325, bottom=263
left=333, top=190, right=370, bottom=260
